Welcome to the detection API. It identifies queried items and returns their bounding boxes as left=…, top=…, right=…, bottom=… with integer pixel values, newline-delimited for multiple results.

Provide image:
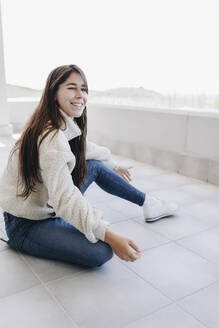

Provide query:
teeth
left=71, top=103, right=82, bottom=106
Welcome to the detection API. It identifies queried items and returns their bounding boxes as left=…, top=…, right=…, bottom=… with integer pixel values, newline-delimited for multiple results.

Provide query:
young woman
left=0, top=64, right=178, bottom=267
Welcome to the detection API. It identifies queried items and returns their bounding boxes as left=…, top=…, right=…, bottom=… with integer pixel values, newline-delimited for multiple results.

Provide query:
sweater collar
left=59, top=108, right=82, bottom=141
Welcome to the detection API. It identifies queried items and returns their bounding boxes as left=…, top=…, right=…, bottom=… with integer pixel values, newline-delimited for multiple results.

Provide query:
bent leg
left=80, top=160, right=146, bottom=206
left=4, top=212, right=113, bottom=267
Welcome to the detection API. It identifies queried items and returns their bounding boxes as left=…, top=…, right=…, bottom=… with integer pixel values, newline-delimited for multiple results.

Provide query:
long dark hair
left=9, top=64, right=88, bottom=199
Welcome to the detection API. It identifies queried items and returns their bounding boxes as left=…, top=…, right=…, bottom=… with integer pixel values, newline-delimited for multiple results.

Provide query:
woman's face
left=55, top=72, right=88, bottom=118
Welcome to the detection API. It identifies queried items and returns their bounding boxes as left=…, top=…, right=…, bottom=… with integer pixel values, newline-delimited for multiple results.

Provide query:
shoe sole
left=145, top=213, right=174, bottom=223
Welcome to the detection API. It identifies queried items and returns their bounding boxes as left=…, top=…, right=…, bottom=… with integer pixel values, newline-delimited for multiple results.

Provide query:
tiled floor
left=0, top=135, right=219, bottom=327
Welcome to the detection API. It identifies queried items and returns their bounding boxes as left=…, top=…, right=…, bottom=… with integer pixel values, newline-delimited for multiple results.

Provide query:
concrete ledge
left=87, top=103, right=219, bottom=186
left=7, top=99, right=219, bottom=186
left=0, top=124, right=13, bottom=136
left=208, top=160, right=219, bottom=186
left=89, top=133, right=219, bottom=185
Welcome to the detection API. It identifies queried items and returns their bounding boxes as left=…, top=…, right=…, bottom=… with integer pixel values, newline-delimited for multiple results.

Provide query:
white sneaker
left=143, top=194, right=178, bottom=222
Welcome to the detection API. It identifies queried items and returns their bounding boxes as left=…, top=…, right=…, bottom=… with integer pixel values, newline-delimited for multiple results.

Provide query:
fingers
left=124, top=167, right=133, bottom=181
left=123, top=174, right=131, bottom=182
left=125, top=167, right=133, bottom=175
left=129, top=240, right=141, bottom=253
left=126, top=240, right=141, bottom=262
left=118, top=250, right=141, bottom=262
left=115, top=165, right=133, bottom=183
left=130, top=252, right=139, bottom=261
left=122, top=171, right=132, bottom=182
left=126, top=251, right=141, bottom=262
left=125, top=171, right=131, bottom=180
left=120, top=173, right=131, bottom=183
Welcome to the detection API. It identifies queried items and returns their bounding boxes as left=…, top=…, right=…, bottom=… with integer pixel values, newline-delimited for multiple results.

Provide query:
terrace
left=1, top=2, right=219, bottom=328
left=1, top=129, right=219, bottom=327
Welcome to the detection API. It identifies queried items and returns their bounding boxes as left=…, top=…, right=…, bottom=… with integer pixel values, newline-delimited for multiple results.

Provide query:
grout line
left=0, top=248, right=42, bottom=301
left=117, top=254, right=175, bottom=302
left=174, top=239, right=219, bottom=269
left=140, top=240, right=172, bottom=254
left=124, top=302, right=208, bottom=328
left=176, top=279, right=219, bottom=303
left=175, top=287, right=218, bottom=328
left=174, top=303, right=209, bottom=328
left=117, top=240, right=219, bottom=304
left=17, top=253, right=80, bottom=328
left=43, top=268, right=90, bottom=286
left=1, top=148, right=219, bottom=326
left=175, top=224, right=219, bottom=243
left=122, top=303, right=175, bottom=327
left=132, top=217, right=174, bottom=238
left=138, top=219, right=219, bottom=244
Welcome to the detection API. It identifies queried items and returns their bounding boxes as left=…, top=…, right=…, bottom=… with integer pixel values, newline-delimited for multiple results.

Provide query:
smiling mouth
left=70, top=102, right=83, bottom=108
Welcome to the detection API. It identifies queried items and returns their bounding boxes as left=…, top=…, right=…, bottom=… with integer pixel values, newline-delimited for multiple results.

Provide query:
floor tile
left=177, top=226, right=219, bottom=265
left=147, top=173, right=200, bottom=189
left=0, top=216, right=8, bottom=251
left=0, top=248, right=40, bottom=299
left=89, top=200, right=127, bottom=224
left=84, top=183, right=116, bottom=202
left=21, top=252, right=89, bottom=283
left=125, top=304, right=205, bottom=328
left=135, top=208, right=213, bottom=241
left=1, top=136, right=219, bottom=326
left=111, top=155, right=145, bottom=168
left=84, top=186, right=127, bottom=223
left=125, top=243, right=219, bottom=300
left=46, top=258, right=170, bottom=328
left=182, top=199, right=219, bottom=229
left=179, top=281, right=219, bottom=328
left=110, top=220, right=169, bottom=252
left=178, top=183, right=219, bottom=202
left=150, top=186, right=204, bottom=206
left=0, top=217, right=6, bottom=232
left=0, top=239, right=8, bottom=252
left=131, top=173, right=201, bottom=194
left=106, top=197, right=143, bottom=220
left=0, top=284, right=77, bottom=328
left=132, top=177, right=174, bottom=193
left=128, top=165, right=167, bottom=180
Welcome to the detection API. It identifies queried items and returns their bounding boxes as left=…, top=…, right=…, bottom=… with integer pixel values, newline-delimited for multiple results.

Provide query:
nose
left=75, top=88, right=83, bottom=98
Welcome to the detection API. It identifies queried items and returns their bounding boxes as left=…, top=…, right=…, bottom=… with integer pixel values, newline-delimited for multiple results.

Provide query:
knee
left=96, top=244, right=114, bottom=267
left=86, top=159, right=105, bottom=171
left=90, top=242, right=114, bottom=267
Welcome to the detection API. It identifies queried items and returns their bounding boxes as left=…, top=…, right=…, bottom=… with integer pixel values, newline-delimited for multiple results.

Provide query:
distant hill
left=6, top=84, right=162, bottom=99
left=7, top=84, right=42, bottom=98
left=89, top=87, right=163, bottom=99
left=6, top=84, right=219, bottom=110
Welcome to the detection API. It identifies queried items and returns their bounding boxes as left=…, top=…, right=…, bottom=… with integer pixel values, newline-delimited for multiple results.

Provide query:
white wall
left=87, top=103, right=219, bottom=160
left=0, top=2, right=11, bottom=134
left=87, top=104, right=219, bottom=185
left=8, top=100, right=219, bottom=185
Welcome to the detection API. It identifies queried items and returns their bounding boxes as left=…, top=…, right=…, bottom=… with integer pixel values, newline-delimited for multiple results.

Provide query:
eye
left=67, top=87, right=87, bottom=93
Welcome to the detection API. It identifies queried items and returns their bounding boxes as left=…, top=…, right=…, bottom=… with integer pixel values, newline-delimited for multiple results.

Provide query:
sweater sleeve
left=39, top=135, right=109, bottom=243
left=86, top=139, right=118, bottom=170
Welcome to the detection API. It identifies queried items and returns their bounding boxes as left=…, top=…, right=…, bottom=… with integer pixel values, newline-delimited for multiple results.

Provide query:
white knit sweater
left=0, top=109, right=118, bottom=243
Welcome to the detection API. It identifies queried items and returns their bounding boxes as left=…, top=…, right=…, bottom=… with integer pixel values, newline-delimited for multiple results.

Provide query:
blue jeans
left=3, top=160, right=146, bottom=267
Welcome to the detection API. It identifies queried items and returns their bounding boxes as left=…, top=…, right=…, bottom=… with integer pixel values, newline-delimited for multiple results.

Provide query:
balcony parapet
left=6, top=99, right=219, bottom=186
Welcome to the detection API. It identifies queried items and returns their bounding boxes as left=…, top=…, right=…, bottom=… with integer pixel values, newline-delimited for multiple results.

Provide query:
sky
left=1, top=0, right=219, bottom=94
